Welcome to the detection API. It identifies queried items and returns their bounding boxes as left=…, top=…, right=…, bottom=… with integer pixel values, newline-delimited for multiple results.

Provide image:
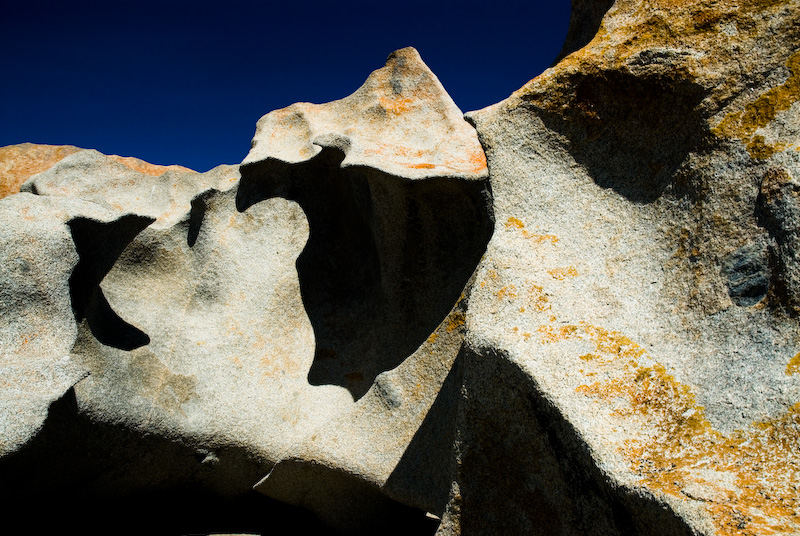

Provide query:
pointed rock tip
left=244, top=48, right=487, bottom=180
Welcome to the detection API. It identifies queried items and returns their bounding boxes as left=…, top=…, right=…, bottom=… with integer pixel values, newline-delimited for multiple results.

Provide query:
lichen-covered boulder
left=448, top=0, right=800, bottom=534
left=2, top=2, right=798, bottom=533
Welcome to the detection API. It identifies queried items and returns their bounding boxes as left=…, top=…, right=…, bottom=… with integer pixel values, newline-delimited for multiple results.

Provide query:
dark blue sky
left=1, top=1, right=571, bottom=172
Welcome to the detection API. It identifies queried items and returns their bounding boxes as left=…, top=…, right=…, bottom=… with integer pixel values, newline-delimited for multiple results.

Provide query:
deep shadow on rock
left=448, top=344, right=697, bottom=536
left=383, top=344, right=464, bottom=516
left=532, top=70, right=709, bottom=203
left=256, top=458, right=440, bottom=536
left=0, top=387, right=437, bottom=536
left=553, top=0, right=616, bottom=65
left=237, top=146, right=494, bottom=400
left=67, top=215, right=155, bottom=350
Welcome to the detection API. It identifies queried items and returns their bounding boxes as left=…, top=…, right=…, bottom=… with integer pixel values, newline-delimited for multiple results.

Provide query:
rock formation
left=1, top=1, right=799, bottom=535
left=455, top=2, right=800, bottom=534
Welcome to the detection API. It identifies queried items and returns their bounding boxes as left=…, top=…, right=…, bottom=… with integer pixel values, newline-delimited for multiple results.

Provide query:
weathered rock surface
left=0, top=142, right=193, bottom=200
left=2, top=3, right=799, bottom=535
left=0, top=48, right=491, bottom=535
left=242, top=47, right=487, bottom=181
left=454, top=0, right=800, bottom=534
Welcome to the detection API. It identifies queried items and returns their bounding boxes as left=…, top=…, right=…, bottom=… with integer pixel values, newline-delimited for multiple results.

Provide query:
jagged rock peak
left=243, top=47, right=488, bottom=180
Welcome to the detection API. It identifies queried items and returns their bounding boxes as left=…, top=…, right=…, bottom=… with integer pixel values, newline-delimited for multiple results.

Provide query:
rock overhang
left=242, top=47, right=489, bottom=181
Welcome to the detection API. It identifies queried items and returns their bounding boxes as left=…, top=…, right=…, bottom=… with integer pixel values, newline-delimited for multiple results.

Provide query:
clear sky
left=0, top=1, right=572, bottom=172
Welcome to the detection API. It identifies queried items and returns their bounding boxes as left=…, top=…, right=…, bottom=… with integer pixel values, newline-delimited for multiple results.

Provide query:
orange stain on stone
left=534, top=317, right=800, bottom=535
left=408, top=163, right=436, bottom=169
left=548, top=266, right=579, bottom=280
left=0, top=143, right=195, bottom=200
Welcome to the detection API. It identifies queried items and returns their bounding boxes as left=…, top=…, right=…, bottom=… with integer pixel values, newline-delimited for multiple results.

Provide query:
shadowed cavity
left=236, top=147, right=494, bottom=399
left=67, top=215, right=154, bottom=350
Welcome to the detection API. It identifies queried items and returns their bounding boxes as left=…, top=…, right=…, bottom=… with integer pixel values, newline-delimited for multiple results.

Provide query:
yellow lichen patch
left=522, top=230, right=559, bottom=245
left=564, top=329, right=800, bottom=536
left=503, top=217, right=559, bottom=244
left=548, top=266, right=579, bottom=280
left=787, top=352, right=800, bottom=375
left=536, top=323, right=579, bottom=344
left=529, top=314, right=799, bottom=532
left=586, top=365, right=800, bottom=535
left=528, top=284, right=551, bottom=312
left=712, top=51, right=800, bottom=159
left=746, top=135, right=784, bottom=159
left=505, top=216, right=525, bottom=229
left=534, top=321, right=645, bottom=361
left=579, top=323, right=647, bottom=360
left=446, top=311, right=466, bottom=333
left=495, top=285, right=519, bottom=301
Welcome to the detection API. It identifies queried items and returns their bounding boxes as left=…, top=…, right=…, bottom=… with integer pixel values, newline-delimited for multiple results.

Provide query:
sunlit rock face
left=0, top=48, right=492, bottom=535
left=0, top=143, right=194, bottom=200
left=1, top=2, right=799, bottom=535
left=456, top=0, right=800, bottom=534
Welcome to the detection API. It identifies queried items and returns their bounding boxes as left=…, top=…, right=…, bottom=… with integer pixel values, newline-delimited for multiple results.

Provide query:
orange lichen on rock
left=512, top=0, right=800, bottom=166
left=378, top=95, right=414, bottom=116
left=495, top=284, right=519, bottom=302
left=536, top=323, right=579, bottom=344
left=528, top=284, right=551, bottom=312
left=535, top=322, right=800, bottom=536
left=582, top=363, right=800, bottom=536
left=107, top=154, right=194, bottom=176
left=363, top=144, right=426, bottom=159
left=522, top=231, right=559, bottom=245
left=0, top=143, right=195, bottom=200
left=467, top=148, right=488, bottom=173
left=446, top=311, right=467, bottom=333
left=0, top=143, right=82, bottom=199
left=407, top=163, right=436, bottom=169
left=548, top=266, right=579, bottom=280
left=525, top=309, right=800, bottom=534
left=505, top=216, right=525, bottom=229
left=504, top=217, right=559, bottom=245
left=244, top=47, right=488, bottom=180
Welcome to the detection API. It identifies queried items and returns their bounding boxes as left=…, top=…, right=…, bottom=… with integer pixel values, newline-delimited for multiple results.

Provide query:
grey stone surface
left=0, top=47, right=492, bottom=535
left=446, top=0, right=800, bottom=534
left=2, top=3, right=800, bottom=534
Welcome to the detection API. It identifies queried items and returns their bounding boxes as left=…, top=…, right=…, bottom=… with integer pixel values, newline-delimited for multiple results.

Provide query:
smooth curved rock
left=0, top=143, right=193, bottom=200
left=2, top=3, right=799, bottom=534
left=0, top=47, right=492, bottom=535
left=0, top=193, right=112, bottom=456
